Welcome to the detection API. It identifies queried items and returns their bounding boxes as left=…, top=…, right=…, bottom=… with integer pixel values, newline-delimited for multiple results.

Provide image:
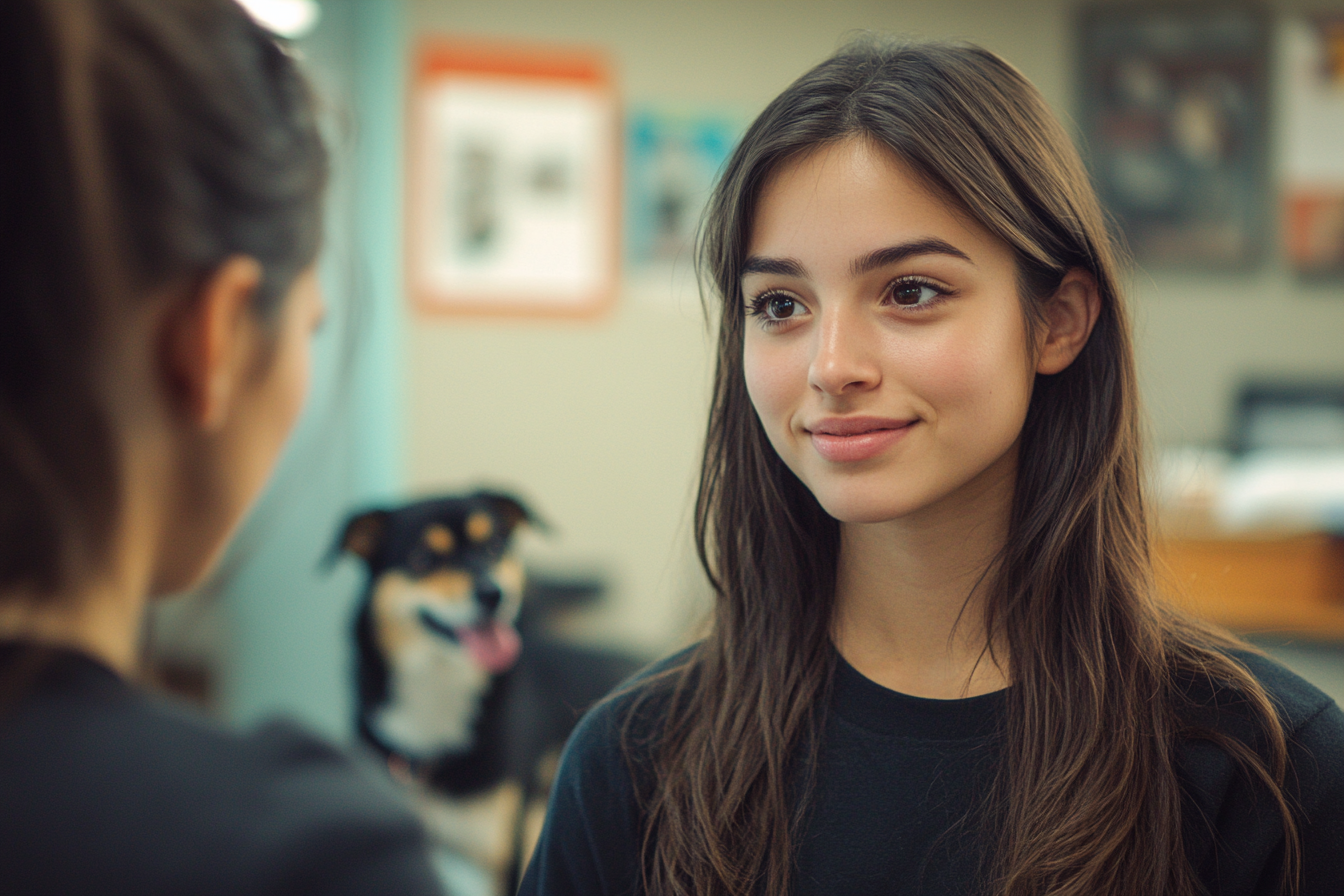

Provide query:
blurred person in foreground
left=0, top=1, right=443, bottom=893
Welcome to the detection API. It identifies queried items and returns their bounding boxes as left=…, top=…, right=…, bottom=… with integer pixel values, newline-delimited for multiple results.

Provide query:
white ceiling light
left=236, top=0, right=321, bottom=39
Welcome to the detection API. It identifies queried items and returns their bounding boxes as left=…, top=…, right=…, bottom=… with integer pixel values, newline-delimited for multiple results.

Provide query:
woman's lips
left=807, top=417, right=917, bottom=462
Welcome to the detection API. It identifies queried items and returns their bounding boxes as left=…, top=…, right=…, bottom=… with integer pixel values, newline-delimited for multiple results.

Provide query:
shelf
left=1157, top=534, right=1344, bottom=640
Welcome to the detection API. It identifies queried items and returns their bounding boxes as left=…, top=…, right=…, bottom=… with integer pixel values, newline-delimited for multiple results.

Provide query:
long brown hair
left=0, top=0, right=326, bottom=599
left=632, top=36, right=1298, bottom=896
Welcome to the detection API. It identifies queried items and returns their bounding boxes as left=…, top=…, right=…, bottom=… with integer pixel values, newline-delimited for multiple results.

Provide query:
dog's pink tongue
left=459, top=622, right=521, bottom=674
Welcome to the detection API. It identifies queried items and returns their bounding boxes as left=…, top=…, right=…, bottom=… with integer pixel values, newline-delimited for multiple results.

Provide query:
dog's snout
left=476, top=583, right=503, bottom=615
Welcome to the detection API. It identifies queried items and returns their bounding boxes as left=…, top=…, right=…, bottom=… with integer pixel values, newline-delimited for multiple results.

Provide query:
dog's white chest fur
left=371, top=633, right=491, bottom=758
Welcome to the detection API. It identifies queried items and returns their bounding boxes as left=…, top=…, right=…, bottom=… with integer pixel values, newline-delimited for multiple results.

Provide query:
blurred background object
left=407, top=42, right=619, bottom=317
left=1078, top=5, right=1271, bottom=269
left=133, top=5, right=1344, bottom=886
left=1155, top=378, right=1344, bottom=640
left=1282, top=13, right=1344, bottom=278
left=625, top=107, right=743, bottom=268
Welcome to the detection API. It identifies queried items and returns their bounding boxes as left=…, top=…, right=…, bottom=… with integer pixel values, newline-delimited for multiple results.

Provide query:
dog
left=337, top=491, right=535, bottom=792
left=335, top=490, right=642, bottom=893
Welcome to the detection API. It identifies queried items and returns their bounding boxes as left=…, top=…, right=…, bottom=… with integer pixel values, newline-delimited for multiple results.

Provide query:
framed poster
left=1281, top=15, right=1344, bottom=279
left=408, top=40, right=619, bottom=317
left=1078, top=6, right=1270, bottom=269
left=625, top=108, right=742, bottom=267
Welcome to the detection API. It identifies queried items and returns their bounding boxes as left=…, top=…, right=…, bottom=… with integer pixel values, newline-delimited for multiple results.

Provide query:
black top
left=519, top=648, right=1344, bottom=896
left=0, top=642, right=445, bottom=896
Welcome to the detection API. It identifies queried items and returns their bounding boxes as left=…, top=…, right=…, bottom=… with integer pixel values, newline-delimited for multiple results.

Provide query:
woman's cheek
left=284, top=337, right=311, bottom=431
left=937, top=328, right=1033, bottom=447
left=743, top=339, right=805, bottom=449
left=897, top=325, right=1027, bottom=440
left=892, top=329, right=983, bottom=409
left=744, top=341, right=787, bottom=412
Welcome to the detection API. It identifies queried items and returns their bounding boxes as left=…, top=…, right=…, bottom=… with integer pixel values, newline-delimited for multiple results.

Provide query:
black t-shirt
left=0, top=641, right=445, bottom=896
left=519, top=647, right=1344, bottom=896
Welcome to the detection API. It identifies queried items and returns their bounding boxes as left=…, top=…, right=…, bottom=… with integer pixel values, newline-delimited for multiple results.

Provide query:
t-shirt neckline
left=831, top=649, right=1007, bottom=740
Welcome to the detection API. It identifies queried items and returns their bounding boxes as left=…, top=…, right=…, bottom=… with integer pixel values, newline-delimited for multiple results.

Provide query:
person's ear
left=1035, top=267, right=1100, bottom=375
left=161, top=255, right=263, bottom=430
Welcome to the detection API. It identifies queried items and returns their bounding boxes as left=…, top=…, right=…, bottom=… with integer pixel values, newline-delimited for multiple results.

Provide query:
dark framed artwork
left=1077, top=5, right=1271, bottom=269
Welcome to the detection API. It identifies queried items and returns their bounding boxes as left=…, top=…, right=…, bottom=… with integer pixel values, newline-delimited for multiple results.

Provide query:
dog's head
left=338, top=491, right=539, bottom=675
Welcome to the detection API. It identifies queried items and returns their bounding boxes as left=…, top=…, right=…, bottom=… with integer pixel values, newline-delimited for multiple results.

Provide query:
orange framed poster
left=408, top=40, right=619, bottom=317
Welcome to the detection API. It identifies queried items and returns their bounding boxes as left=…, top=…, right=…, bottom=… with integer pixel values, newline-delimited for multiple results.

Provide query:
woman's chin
left=813, top=490, right=928, bottom=525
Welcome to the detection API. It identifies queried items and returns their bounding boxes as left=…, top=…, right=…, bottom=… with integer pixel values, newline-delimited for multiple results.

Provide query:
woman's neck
left=832, top=453, right=1015, bottom=700
left=0, top=579, right=146, bottom=673
left=0, top=469, right=160, bottom=675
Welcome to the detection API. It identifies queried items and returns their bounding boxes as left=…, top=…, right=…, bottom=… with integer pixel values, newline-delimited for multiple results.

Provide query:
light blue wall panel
left=216, top=0, right=407, bottom=740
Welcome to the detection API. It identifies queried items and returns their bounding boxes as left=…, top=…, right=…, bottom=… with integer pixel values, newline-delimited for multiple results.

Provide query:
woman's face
left=229, top=266, right=323, bottom=521
left=741, top=137, right=1039, bottom=526
left=154, top=264, right=324, bottom=595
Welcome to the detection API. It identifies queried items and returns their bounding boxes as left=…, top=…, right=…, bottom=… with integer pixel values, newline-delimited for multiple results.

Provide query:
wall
left=404, top=0, right=1344, bottom=655
left=1132, top=0, right=1344, bottom=445
left=404, top=0, right=1083, bottom=655
left=202, top=0, right=1344, bottom=729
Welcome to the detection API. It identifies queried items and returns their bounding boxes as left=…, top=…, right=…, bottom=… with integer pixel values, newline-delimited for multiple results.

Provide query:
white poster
left=1279, top=17, right=1344, bottom=276
left=409, top=50, right=618, bottom=316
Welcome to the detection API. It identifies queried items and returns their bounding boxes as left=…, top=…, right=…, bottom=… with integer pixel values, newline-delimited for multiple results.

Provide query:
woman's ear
left=1035, top=267, right=1100, bottom=375
left=161, top=255, right=263, bottom=429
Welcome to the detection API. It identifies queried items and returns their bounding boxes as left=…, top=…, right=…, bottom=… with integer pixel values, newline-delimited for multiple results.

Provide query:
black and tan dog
left=336, top=490, right=641, bottom=892
left=337, top=491, right=535, bottom=797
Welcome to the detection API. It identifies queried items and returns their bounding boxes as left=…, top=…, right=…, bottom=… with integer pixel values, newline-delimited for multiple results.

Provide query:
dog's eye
left=423, top=524, right=454, bottom=554
left=465, top=512, right=494, bottom=542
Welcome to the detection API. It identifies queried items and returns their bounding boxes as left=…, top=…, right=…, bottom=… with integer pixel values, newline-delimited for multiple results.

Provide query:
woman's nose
left=807, top=304, right=881, bottom=396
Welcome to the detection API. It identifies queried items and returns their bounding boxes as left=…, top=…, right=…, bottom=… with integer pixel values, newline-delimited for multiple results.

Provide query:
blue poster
left=626, top=109, right=743, bottom=266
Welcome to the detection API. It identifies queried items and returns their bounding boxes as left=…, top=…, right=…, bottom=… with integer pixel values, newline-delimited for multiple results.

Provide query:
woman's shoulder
left=1178, top=647, right=1344, bottom=744
left=565, top=643, right=697, bottom=762
left=5, top=645, right=415, bottom=817
left=1176, top=646, right=1344, bottom=896
left=226, top=718, right=444, bottom=895
left=543, top=643, right=695, bottom=812
left=0, top=644, right=442, bottom=895
left=146, top=705, right=445, bottom=896
left=518, top=644, right=698, bottom=896
left=1175, top=646, right=1344, bottom=793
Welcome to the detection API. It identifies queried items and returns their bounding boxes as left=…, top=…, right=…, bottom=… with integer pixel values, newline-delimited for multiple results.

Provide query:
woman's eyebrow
left=741, top=237, right=974, bottom=281
left=850, top=238, right=973, bottom=275
left=740, top=256, right=808, bottom=278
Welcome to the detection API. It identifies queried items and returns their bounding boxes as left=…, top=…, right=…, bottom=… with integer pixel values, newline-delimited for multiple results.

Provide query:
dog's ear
left=477, top=491, right=550, bottom=535
left=329, top=509, right=390, bottom=568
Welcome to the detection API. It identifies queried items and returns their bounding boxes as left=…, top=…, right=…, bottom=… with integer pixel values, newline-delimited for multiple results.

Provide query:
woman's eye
left=889, top=279, right=943, bottom=308
left=748, top=291, right=804, bottom=323
left=764, top=293, right=798, bottom=319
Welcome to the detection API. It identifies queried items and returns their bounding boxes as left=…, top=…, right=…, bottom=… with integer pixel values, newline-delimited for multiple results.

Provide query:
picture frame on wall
left=1077, top=5, right=1271, bottom=269
left=407, top=40, right=619, bottom=317
left=1282, top=14, right=1344, bottom=280
left=625, top=108, right=742, bottom=269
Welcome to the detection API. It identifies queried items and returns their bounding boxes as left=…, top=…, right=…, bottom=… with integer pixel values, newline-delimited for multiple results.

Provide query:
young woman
left=520, top=37, right=1344, bottom=896
left=0, top=1, right=442, bottom=893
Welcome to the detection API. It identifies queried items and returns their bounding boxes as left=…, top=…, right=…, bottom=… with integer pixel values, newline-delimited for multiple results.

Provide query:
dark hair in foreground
left=0, top=0, right=326, bottom=597
left=629, top=37, right=1298, bottom=896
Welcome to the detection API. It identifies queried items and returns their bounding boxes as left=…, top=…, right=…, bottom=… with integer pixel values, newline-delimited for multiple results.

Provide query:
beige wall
left=405, top=0, right=1344, bottom=653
